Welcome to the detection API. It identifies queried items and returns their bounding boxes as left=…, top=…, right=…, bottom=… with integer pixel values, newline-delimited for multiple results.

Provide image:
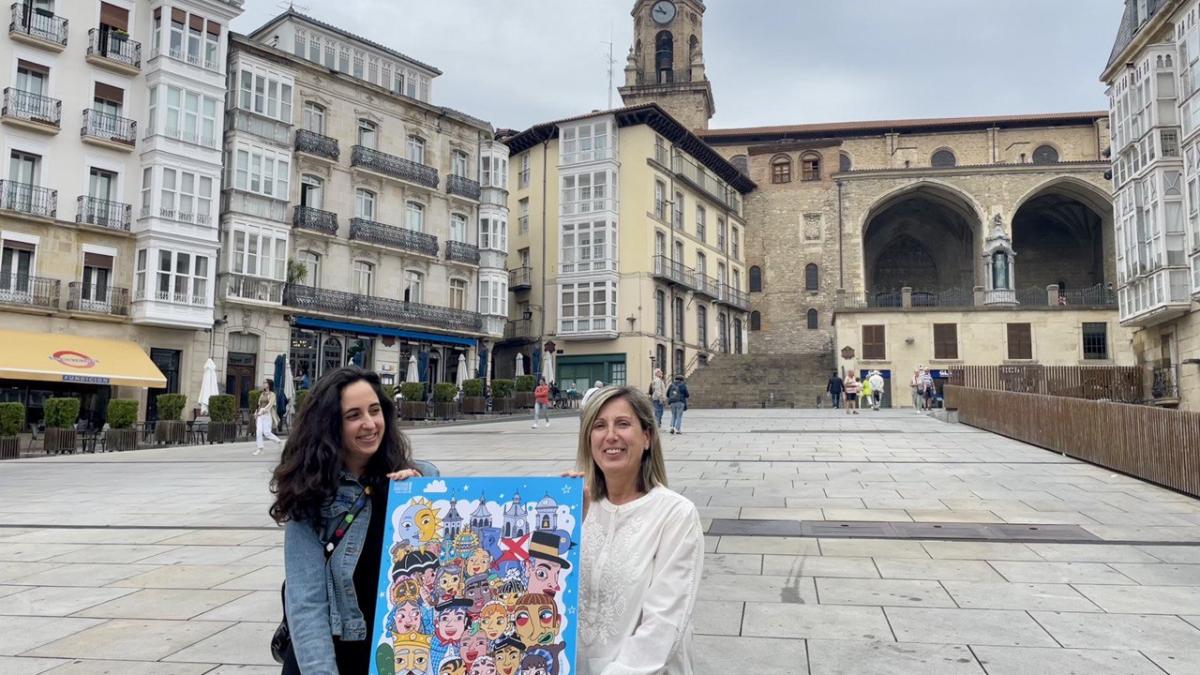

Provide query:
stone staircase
left=686, top=352, right=835, bottom=408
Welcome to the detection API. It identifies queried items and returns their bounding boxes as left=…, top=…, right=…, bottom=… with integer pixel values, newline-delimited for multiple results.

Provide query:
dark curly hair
left=269, top=367, right=412, bottom=524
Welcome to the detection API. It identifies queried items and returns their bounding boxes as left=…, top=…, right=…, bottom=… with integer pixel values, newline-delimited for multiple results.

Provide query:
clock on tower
left=619, top=0, right=715, bottom=130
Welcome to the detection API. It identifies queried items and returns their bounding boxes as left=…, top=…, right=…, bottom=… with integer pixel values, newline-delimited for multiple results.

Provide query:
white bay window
left=230, top=225, right=287, bottom=280
left=234, top=143, right=290, bottom=199
left=559, top=280, right=618, bottom=334
left=560, top=220, right=617, bottom=274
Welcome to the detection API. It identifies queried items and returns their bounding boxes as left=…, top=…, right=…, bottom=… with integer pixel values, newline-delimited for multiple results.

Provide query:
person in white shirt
left=580, top=380, right=604, bottom=408
left=867, top=370, right=885, bottom=411
left=571, top=386, right=703, bottom=674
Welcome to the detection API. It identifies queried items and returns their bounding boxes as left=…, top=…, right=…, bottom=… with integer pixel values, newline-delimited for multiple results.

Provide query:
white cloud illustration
left=423, top=480, right=448, bottom=493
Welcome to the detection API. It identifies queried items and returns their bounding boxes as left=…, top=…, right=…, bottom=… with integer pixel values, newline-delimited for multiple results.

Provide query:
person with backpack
left=666, top=374, right=690, bottom=434
left=649, top=368, right=669, bottom=428
left=826, top=372, right=844, bottom=409
left=868, top=370, right=886, bottom=411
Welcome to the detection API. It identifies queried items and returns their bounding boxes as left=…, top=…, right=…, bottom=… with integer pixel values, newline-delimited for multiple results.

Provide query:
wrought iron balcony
left=293, top=205, right=338, bottom=235
left=351, top=145, right=439, bottom=188
left=294, top=129, right=339, bottom=161
left=1150, top=364, right=1180, bottom=404
left=721, top=284, right=750, bottom=311
left=0, top=181, right=56, bottom=219
left=652, top=255, right=693, bottom=287
left=692, top=272, right=720, bottom=299
left=0, top=274, right=59, bottom=310
left=349, top=218, right=439, bottom=256
left=284, top=284, right=483, bottom=333
left=76, top=196, right=131, bottom=231
left=447, top=174, right=481, bottom=200
left=9, top=3, right=67, bottom=49
left=446, top=240, right=481, bottom=265
left=221, top=273, right=284, bottom=304
left=504, top=318, right=534, bottom=341
left=67, top=282, right=129, bottom=316
left=509, top=266, right=532, bottom=290
left=2, top=88, right=61, bottom=129
left=81, top=109, right=136, bottom=147
left=87, top=27, right=140, bottom=70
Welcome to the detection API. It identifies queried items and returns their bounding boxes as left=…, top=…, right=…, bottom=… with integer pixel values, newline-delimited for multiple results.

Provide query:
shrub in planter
left=514, top=374, right=536, bottom=408
left=248, top=388, right=262, bottom=412
left=154, top=393, right=187, bottom=444
left=206, top=394, right=238, bottom=443
left=383, top=384, right=397, bottom=404
left=294, top=389, right=309, bottom=413
left=44, top=397, right=80, bottom=454
left=105, top=399, right=139, bottom=452
left=515, top=375, right=536, bottom=392
left=400, top=382, right=427, bottom=420
left=461, top=378, right=486, bottom=414
left=433, top=383, right=460, bottom=420
left=491, top=379, right=515, bottom=414
left=0, top=401, right=23, bottom=459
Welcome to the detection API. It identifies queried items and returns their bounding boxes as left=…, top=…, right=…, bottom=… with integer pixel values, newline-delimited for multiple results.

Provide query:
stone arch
left=930, top=148, right=957, bottom=168
left=1009, top=176, right=1114, bottom=294
left=860, top=180, right=987, bottom=233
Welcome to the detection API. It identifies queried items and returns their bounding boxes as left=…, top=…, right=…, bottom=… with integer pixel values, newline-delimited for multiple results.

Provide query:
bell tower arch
left=619, top=0, right=715, bottom=130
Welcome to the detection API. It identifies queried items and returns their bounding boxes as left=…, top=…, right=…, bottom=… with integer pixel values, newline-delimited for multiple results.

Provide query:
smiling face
left=438, top=568, right=464, bottom=597
left=479, top=608, right=509, bottom=640
left=466, top=548, right=491, bottom=576
left=494, top=646, right=522, bottom=675
left=436, top=607, right=469, bottom=642
left=461, top=633, right=489, bottom=664
left=394, top=600, right=421, bottom=633
left=525, top=560, right=562, bottom=597
left=589, top=396, right=652, bottom=494
left=513, top=601, right=560, bottom=647
left=469, top=656, right=497, bottom=675
left=340, top=380, right=384, bottom=474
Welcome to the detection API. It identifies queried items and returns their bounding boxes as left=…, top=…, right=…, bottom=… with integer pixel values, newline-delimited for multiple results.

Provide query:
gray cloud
left=233, top=0, right=1123, bottom=131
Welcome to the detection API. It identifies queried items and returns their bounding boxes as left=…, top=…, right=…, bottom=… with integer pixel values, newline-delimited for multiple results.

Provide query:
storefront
left=556, top=354, right=627, bottom=393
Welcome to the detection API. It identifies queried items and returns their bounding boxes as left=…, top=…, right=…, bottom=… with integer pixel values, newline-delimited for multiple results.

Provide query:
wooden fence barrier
left=946, top=365, right=1142, bottom=403
left=945, top=385, right=1200, bottom=498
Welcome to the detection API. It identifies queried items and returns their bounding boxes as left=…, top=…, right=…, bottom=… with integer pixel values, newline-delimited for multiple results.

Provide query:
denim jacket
left=284, top=459, right=439, bottom=674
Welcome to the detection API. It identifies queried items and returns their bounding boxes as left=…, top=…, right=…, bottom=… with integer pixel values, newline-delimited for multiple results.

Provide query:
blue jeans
left=669, top=402, right=685, bottom=432
left=831, top=392, right=842, bottom=409
left=652, top=400, right=665, bottom=427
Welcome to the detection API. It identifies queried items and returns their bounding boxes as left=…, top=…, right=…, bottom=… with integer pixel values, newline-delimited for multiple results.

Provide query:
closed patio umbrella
left=197, top=358, right=219, bottom=415
left=283, top=354, right=297, bottom=418
left=273, top=354, right=288, bottom=420
left=406, top=354, right=419, bottom=383
left=455, top=353, right=469, bottom=388
left=515, top=353, right=525, bottom=377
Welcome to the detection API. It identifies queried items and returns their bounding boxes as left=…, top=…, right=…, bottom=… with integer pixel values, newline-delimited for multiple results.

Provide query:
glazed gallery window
left=230, top=225, right=287, bottom=280
left=237, top=65, right=293, bottom=122
left=152, top=85, right=218, bottom=146
left=154, top=250, right=209, bottom=304
left=481, top=156, right=507, bottom=189
left=478, top=276, right=508, bottom=315
left=160, top=168, right=214, bottom=223
left=562, top=171, right=613, bottom=215
left=480, top=217, right=507, bottom=251
left=559, top=280, right=618, bottom=334
left=164, top=8, right=220, bottom=69
left=233, top=144, right=290, bottom=199
left=560, top=220, right=616, bottom=273
left=561, top=121, right=610, bottom=164
left=449, top=278, right=467, bottom=310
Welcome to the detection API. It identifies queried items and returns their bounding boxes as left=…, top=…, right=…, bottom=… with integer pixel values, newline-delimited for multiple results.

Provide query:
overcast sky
left=233, top=1, right=1125, bottom=131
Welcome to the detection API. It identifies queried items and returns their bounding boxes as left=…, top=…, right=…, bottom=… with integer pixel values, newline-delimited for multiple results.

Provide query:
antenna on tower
left=603, top=23, right=617, bottom=110
left=277, top=1, right=311, bottom=13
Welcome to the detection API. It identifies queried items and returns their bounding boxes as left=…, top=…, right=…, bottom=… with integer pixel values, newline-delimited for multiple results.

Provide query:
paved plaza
left=1, top=409, right=1200, bottom=673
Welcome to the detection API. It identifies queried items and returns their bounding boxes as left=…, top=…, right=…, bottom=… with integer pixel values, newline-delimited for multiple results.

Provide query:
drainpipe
left=837, top=179, right=845, bottom=290
left=539, top=139, right=549, bottom=367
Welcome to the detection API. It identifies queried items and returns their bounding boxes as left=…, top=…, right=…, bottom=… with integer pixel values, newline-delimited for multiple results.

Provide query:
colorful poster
left=369, top=476, right=584, bottom=675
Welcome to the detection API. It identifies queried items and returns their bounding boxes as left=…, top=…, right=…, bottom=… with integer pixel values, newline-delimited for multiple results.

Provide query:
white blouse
left=579, top=486, right=705, bottom=675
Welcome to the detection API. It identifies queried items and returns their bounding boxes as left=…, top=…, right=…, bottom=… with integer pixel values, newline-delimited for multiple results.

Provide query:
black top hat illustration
left=527, top=530, right=571, bottom=569
left=434, top=597, right=473, bottom=613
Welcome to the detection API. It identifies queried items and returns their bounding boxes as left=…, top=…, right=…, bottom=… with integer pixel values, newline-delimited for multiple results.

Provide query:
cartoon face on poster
left=369, top=477, right=583, bottom=675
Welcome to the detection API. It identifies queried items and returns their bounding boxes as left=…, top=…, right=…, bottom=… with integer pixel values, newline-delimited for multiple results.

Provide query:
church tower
left=618, top=0, right=715, bottom=130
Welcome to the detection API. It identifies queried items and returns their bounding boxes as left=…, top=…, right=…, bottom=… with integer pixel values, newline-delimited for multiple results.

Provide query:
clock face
left=651, top=0, right=676, bottom=24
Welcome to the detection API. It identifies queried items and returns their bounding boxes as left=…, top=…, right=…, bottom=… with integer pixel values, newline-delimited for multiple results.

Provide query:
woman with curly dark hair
left=270, top=366, right=437, bottom=673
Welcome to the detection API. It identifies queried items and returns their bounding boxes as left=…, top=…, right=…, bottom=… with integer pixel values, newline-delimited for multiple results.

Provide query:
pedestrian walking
left=844, top=373, right=860, bottom=415
left=667, top=374, right=690, bottom=434
left=253, top=378, right=282, bottom=456
left=649, top=368, right=669, bottom=428
left=868, top=370, right=885, bottom=411
left=826, top=372, right=844, bottom=409
left=532, top=376, right=551, bottom=429
left=910, top=367, right=923, bottom=411
left=860, top=375, right=872, bottom=411
left=920, top=368, right=936, bottom=411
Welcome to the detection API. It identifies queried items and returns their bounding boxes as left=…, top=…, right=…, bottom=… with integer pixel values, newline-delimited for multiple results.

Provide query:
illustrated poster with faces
left=369, top=476, right=583, bottom=675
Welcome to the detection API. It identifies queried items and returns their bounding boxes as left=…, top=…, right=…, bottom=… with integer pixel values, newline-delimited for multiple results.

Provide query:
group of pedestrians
left=648, top=368, right=690, bottom=434
left=826, top=367, right=940, bottom=412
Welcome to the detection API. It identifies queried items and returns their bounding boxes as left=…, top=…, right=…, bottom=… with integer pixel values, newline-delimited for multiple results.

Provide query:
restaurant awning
left=0, top=329, right=167, bottom=388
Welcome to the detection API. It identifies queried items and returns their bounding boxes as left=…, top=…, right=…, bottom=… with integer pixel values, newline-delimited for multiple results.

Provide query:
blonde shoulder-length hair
left=575, top=385, right=669, bottom=502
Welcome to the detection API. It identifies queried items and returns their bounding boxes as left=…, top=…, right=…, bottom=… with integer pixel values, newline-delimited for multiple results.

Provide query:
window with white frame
left=479, top=275, right=508, bottom=315
left=560, top=220, right=617, bottom=273
left=562, top=171, right=613, bottom=215
left=450, top=213, right=468, bottom=242
left=561, top=120, right=611, bottom=164
left=237, top=63, right=293, bottom=123
left=233, top=143, right=290, bottom=199
left=230, top=225, right=287, bottom=280
left=160, top=168, right=214, bottom=224
left=135, top=248, right=147, bottom=297
left=406, top=201, right=424, bottom=232
left=451, top=150, right=470, bottom=177
left=481, top=156, right=507, bottom=189
left=732, top=227, right=741, bottom=258
left=559, top=280, right=618, bottom=334
left=355, top=189, right=375, bottom=219
left=696, top=205, right=706, bottom=241
left=153, top=249, right=209, bottom=305
left=302, top=102, right=325, bottom=134
left=155, top=85, right=219, bottom=146
left=404, top=270, right=423, bottom=303
left=654, top=180, right=666, bottom=220
left=518, top=154, right=531, bottom=188
left=353, top=260, right=373, bottom=295
left=449, top=278, right=467, bottom=310
left=480, top=216, right=507, bottom=252
left=717, top=217, right=727, bottom=251
left=519, top=198, right=529, bottom=234
left=299, top=250, right=321, bottom=287
left=358, top=119, right=377, bottom=149
left=407, top=135, right=426, bottom=164
left=140, top=167, right=152, bottom=216
left=163, top=8, right=221, bottom=69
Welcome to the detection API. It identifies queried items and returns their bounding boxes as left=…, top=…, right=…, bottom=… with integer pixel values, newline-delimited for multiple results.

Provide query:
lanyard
left=325, top=484, right=372, bottom=556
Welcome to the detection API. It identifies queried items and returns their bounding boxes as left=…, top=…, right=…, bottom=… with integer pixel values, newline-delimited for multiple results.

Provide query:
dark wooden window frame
left=1007, top=323, right=1033, bottom=360
left=933, top=323, right=958, bottom=360
left=862, top=325, right=885, bottom=360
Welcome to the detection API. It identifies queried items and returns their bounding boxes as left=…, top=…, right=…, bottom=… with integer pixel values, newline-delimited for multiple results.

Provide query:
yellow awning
left=0, top=329, right=167, bottom=388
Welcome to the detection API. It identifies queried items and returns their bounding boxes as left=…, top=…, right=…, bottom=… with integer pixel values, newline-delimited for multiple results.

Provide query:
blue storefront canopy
left=294, top=317, right=477, bottom=349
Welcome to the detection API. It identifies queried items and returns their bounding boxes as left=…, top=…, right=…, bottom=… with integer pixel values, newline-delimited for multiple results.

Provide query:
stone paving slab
left=807, top=640, right=984, bottom=675
left=970, top=645, right=1166, bottom=674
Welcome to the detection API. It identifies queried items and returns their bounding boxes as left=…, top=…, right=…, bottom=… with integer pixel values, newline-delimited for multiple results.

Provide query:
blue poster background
left=368, top=476, right=583, bottom=675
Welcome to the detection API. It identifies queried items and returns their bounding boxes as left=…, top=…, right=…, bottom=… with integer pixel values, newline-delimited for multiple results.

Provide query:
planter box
left=433, top=402, right=460, bottom=420
left=0, top=437, right=17, bottom=459
left=105, top=428, right=138, bottom=452
left=401, top=401, right=429, bottom=420
left=207, top=422, right=238, bottom=444
left=45, top=428, right=77, bottom=454
left=492, top=398, right=514, bottom=414
left=154, top=420, right=186, bottom=445
left=514, top=392, right=535, bottom=409
left=461, top=397, right=487, bottom=414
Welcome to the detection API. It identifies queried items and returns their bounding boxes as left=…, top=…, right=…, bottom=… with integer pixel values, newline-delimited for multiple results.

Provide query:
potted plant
left=294, top=389, right=309, bottom=414
left=0, top=402, right=22, bottom=459
left=461, top=378, right=486, bottom=414
left=433, top=383, right=460, bottom=420
left=154, top=393, right=187, bottom=444
left=514, top=374, right=536, bottom=408
left=105, top=399, right=139, bottom=452
left=491, top=379, right=515, bottom=414
left=44, top=397, right=80, bottom=454
left=382, top=384, right=398, bottom=410
left=400, top=382, right=427, bottom=420
left=207, top=394, right=238, bottom=443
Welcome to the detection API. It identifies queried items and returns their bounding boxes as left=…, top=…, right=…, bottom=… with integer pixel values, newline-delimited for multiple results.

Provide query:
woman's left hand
left=387, top=468, right=423, bottom=481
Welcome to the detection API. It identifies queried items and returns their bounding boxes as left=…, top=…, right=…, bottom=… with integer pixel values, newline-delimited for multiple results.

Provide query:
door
left=88, top=168, right=117, bottom=225
left=558, top=363, right=604, bottom=396
left=1, top=244, right=34, bottom=296
left=146, top=348, right=181, bottom=421
left=8, top=152, right=39, bottom=211
left=300, top=176, right=323, bottom=209
left=81, top=253, right=112, bottom=305
left=226, top=352, right=256, bottom=410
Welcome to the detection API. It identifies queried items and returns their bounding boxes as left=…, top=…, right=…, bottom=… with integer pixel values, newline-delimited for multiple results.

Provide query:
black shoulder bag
left=271, top=485, right=373, bottom=664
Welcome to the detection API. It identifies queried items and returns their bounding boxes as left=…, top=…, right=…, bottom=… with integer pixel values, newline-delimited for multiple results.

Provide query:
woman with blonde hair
left=569, top=385, right=703, bottom=674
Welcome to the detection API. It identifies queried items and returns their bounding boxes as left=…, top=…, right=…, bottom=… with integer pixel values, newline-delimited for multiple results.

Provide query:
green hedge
left=462, top=378, right=484, bottom=397
left=248, top=388, right=262, bottom=411
left=433, top=383, right=458, bottom=402
left=155, top=393, right=186, bottom=422
left=295, top=389, right=309, bottom=412
left=491, top=379, right=515, bottom=398
left=0, top=402, right=23, bottom=437
left=44, top=397, right=81, bottom=429
left=207, top=395, right=237, bottom=423
left=515, top=375, right=536, bottom=392
left=400, top=382, right=425, bottom=401
left=382, top=384, right=397, bottom=403
left=105, top=399, right=138, bottom=429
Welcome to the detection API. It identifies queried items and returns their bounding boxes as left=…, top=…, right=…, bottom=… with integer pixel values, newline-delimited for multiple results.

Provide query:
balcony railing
left=672, top=154, right=742, bottom=214
left=293, top=205, right=338, bottom=235
left=447, top=174, right=481, bottom=200
left=652, top=255, right=694, bottom=287
left=0, top=181, right=56, bottom=218
left=2, top=88, right=61, bottom=128
left=9, top=3, right=67, bottom=47
left=76, top=196, right=131, bottom=231
left=221, top=273, right=284, bottom=304
left=294, top=129, right=339, bottom=161
left=284, top=284, right=483, bottom=333
left=81, top=109, right=137, bottom=146
left=133, top=286, right=208, bottom=306
left=87, top=27, right=140, bottom=69
left=509, top=266, right=532, bottom=290
left=504, top=318, right=534, bottom=341
left=0, top=274, right=59, bottom=310
left=67, top=282, right=129, bottom=316
left=351, top=145, right=439, bottom=188
left=722, top=284, right=750, bottom=311
left=837, top=284, right=1118, bottom=311
left=692, top=272, right=720, bottom=299
left=446, top=240, right=481, bottom=265
left=349, top=218, right=439, bottom=256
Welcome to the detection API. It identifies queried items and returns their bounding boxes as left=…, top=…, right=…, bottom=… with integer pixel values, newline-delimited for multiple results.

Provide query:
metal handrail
left=9, top=3, right=67, bottom=46
left=446, top=240, right=481, bottom=265
left=351, top=145, right=439, bottom=188
left=294, top=129, right=339, bottom=161
left=446, top=174, right=481, bottom=200
left=0, top=273, right=59, bottom=309
left=349, top=218, right=439, bottom=256
left=81, top=109, right=136, bottom=145
left=0, top=180, right=56, bottom=218
left=2, top=87, right=61, bottom=126
left=293, top=205, right=338, bottom=235
left=509, top=266, right=533, bottom=288
left=87, top=27, right=140, bottom=67
left=75, top=196, right=131, bottom=231
left=67, top=282, right=129, bottom=315
left=284, top=283, right=483, bottom=333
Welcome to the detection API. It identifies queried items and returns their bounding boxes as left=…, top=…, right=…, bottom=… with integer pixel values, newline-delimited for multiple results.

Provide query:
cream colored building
left=497, top=105, right=752, bottom=390
left=1102, top=0, right=1200, bottom=411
